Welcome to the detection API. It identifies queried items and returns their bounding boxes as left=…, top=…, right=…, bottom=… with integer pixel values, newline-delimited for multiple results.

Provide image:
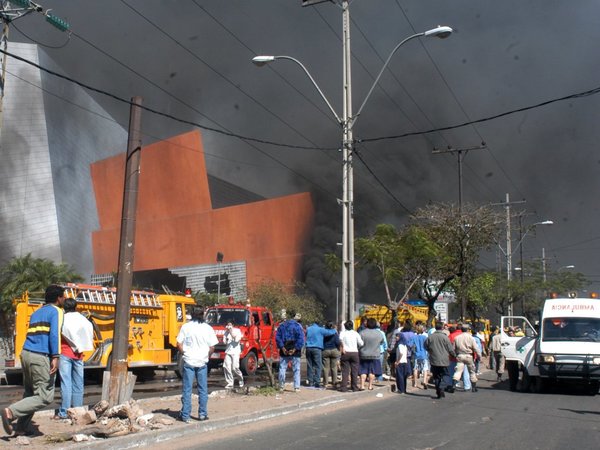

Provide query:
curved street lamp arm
left=353, top=32, right=425, bottom=122
left=273, top=55, right=343, bottom=124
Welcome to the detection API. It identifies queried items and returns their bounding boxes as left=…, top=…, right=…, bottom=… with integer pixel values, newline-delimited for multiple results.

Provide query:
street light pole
left=506, top=194, right=513, bottom=316
left=253, top=5, right=452, bottom=322
left=432, top=144, right=486, bottom=215
left=342, top=0, right=353, bottom=322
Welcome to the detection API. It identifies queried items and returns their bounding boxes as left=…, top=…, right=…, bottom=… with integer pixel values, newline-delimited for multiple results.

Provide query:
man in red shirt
left=445, top=325, right=463, bottom=393
left=55, top=298, right=94, bottom=420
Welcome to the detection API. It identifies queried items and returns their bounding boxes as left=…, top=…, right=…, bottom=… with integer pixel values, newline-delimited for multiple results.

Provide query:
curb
left=71, top=388, right=380, bottom=450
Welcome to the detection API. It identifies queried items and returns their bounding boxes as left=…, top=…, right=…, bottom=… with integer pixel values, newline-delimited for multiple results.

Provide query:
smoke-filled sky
left=9, top=0, right=600, bottom=293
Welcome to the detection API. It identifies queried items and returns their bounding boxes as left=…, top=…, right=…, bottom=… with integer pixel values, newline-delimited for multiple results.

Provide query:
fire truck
left=204, top=300, right=279, bottom=376
left=7, top=283, right=195, bottom=380
left=355, top=302, right=431, bottom=331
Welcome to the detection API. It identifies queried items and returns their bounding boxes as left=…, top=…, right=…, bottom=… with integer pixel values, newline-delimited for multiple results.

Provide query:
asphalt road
left=159, top=373, right=600, bottom=450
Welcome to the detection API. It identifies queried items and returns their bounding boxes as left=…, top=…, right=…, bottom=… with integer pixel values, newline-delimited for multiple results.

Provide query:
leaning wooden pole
left=106, top=96, right=143, bottom=406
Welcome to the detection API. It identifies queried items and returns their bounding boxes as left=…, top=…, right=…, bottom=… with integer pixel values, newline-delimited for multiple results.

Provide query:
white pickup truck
left=501, top=297, right=600, bottom=395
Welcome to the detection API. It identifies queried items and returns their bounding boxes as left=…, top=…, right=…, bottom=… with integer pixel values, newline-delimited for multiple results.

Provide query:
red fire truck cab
left=204, top=302, right=279, bottom=376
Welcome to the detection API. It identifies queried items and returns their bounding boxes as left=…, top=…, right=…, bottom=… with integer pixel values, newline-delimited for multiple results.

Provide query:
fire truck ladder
left=64, top=284, right=162, bottom=307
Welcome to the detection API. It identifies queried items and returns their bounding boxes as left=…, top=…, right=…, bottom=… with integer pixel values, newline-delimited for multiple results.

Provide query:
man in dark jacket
left=275, top=311, right=305, bottom=392
left=425, top=322, right=456, bottom=399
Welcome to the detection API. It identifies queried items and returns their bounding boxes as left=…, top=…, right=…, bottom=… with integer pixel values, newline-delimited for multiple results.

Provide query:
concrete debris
left=136, top=413, right=154, bottom=426
left=15, top=435, right=30, bottom=445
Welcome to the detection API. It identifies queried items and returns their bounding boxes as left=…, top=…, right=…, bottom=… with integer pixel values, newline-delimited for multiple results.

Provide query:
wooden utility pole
left=105, top=96, right=143, bottom=406
left=432, top=142, right=487, bottom=215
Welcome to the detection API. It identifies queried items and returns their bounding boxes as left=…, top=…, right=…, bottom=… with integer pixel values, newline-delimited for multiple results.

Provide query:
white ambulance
left=501, top=297, right=600, bottom=394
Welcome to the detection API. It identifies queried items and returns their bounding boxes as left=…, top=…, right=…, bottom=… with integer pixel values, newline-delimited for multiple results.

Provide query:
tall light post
left=253, top=12, right=452, bottom=322
left=516, top=218, right=553, bottom=315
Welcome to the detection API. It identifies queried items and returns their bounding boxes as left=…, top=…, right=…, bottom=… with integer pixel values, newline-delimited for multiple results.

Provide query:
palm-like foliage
left=0, top=254, right=83, bottom=312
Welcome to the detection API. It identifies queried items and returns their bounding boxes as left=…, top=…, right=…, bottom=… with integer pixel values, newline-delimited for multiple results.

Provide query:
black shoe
left=471, top=383, right=478, bottom=393
left=199, top=416, right=209, bottom=421
left=445, top=386, right=455, bottom=393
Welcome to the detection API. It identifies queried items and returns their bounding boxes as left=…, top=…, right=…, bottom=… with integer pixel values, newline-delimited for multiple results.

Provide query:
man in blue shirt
left=2, top=285, right=65, bottom=436
left=275, top=311, right=305, bottom=392
left=305, top=320, right=337, bottom=388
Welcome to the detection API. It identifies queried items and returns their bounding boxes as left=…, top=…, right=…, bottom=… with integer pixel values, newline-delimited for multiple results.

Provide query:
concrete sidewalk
left=0, top=381, right=396, bottom=450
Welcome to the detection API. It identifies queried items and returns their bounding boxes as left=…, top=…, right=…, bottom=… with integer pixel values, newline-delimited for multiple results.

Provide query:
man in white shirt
left=176, top=306, right=218, bottom=423
left=223, top=320, right=244, bottom=389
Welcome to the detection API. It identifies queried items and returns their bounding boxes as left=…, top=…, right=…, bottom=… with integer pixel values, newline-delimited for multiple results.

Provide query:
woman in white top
left=394, top=332, right=411, bottom=394
left=339, top=320, right=364, bottom=392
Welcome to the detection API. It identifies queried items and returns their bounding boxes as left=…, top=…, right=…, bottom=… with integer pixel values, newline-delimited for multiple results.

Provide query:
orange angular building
left=91, top=130, right=315, bottom=295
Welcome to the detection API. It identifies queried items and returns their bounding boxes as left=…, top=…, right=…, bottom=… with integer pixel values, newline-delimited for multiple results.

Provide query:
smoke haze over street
left=8, top=0, right=600, bottom=298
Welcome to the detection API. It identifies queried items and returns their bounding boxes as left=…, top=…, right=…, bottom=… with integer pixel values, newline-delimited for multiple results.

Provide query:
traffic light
left=203, top=274, right=231, bottom=295
left=204, top=275, right=219, bottom=294
left=220, top=276, right=231, bottom=296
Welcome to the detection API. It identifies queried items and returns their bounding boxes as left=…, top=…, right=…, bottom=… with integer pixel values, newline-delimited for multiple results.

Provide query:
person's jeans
left=445, top=361, right=456, bottom=389
left=58, top=355, right=84, bottom=417
left=278, top=356, right=301, bottom=389
left=462, top=365, right=472, bottom=390
left=180, top=363, right=208, bottom=420
left=431, top=365, right=448, bottom=395
left=305, top=347, right=323, bottom=386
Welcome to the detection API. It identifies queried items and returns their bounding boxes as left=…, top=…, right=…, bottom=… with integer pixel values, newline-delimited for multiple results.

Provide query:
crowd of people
left=275, top=312, right=491, bottom=400
left=0, top=285, right=499, bottom=435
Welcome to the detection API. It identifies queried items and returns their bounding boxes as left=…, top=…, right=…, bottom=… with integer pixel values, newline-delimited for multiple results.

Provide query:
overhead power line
left=0, top=47, right=335, bottom=152
left=358, top=84, right=600, bottom=144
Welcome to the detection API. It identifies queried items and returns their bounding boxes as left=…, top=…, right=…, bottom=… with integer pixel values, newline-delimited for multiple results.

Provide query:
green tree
left=0, top=254, right=83, bottom=312
left=0, top=254, right=83, bottom=356
left=355, top=224, right=406, bottom=307
left=249, top=280, right=324, bottom=325
left=409, top=203, right=503, bottom=326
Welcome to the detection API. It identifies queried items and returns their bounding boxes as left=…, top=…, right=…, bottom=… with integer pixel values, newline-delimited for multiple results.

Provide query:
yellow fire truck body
left=11, top=283, right=195, bottom=371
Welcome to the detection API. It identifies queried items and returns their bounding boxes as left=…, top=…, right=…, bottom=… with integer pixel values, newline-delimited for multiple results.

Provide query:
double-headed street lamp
left=253, top=7, right=452, bottom=323
left=510, top=219, right=553, bottom=315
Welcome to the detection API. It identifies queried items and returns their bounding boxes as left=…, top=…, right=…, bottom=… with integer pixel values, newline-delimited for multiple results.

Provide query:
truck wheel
left=521, top=369, right=533, bottom=392
left=506, top=360, right=520, bottom=392
left=174, top=351, right=183, bottom=379
left=241, top=351, right=258, bottom=376
left=585, top=381, right=599, bottom=396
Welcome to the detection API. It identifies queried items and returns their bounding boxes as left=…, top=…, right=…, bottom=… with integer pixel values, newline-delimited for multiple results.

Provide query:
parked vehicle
left=204, top=301, right=279, bottom=376
left=501, top=297, right=600, bottom=394
left=7, top=283, right=195, bottom=381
